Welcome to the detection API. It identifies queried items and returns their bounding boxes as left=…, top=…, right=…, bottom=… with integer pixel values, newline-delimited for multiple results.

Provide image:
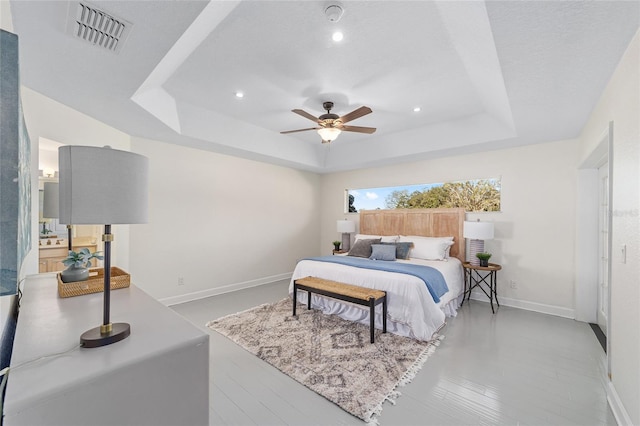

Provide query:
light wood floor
left=171, top=280, right=615, bottom=426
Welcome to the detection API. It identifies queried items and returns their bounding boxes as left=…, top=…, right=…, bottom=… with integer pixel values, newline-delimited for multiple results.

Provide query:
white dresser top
left=4, top=273, right=208, bottom=416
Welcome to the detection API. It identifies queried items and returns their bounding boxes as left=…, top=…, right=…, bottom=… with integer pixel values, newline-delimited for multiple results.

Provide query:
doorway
left=589, top=160, right=609, bottom=353
left=38, top=137, right=103, bottom=273
left=596, top=162, right=609, bottom=337
left=576, top=122, right=612, bottom=361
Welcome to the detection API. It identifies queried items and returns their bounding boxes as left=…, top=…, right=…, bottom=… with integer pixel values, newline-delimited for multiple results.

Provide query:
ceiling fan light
left=317, top=127, right=341, bottom=142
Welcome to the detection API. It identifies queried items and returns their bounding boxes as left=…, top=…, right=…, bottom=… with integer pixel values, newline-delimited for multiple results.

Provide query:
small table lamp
left=463, top=220, right=494, bottom=266
left=58, top=145, right=148, bottom=348
left=336, top=219, right=355, bottom=251
left=42, top=182, right=73, bottom=251
left=41, top=181, right=58, bottom=231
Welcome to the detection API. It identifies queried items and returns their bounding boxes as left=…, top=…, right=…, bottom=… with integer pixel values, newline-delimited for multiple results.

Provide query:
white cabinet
left=4, top=274, right=209, bottom=425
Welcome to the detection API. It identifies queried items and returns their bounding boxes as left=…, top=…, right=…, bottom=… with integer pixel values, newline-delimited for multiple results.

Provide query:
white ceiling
left=10, top=0, right=640, bottom=173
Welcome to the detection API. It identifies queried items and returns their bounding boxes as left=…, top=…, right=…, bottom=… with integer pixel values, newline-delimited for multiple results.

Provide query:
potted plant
left=332, top=240, right=342, bottom=251
left=60, top=248, right=104, bottom=283
left=39, top=221, right=52, bottom=238
left=476, top=252, right=492, bottom=267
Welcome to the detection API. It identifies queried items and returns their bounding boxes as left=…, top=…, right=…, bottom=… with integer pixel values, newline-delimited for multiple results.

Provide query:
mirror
left=39, top=138, right=66, bottom=240
left=38, top=138, right=103, bottom=273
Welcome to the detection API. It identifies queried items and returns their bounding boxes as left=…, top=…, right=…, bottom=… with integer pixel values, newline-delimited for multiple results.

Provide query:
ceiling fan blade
left=338, top=106, right=372, bottom=124
left=280, top=127, right=319, bottom=134
left=341, top=125, right=377, bottom=134
left=292, top=109, right=320, bottom=123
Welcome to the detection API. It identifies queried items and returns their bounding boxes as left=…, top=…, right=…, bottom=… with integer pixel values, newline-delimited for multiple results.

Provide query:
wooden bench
left=293, top=276, right=387, bottom=343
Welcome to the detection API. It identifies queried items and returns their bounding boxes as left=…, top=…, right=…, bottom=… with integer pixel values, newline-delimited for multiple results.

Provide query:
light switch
left=621, top=244, right=627, bottom=264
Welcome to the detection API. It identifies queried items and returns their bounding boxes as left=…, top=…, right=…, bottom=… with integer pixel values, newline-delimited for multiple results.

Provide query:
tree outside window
left=347, top=179, right=501, bottom=213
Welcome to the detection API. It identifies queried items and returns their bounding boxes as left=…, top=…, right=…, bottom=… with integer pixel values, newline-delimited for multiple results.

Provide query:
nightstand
left=461, top=262, right=502, bottom=313
left=332, top=249, right=347, bottom=255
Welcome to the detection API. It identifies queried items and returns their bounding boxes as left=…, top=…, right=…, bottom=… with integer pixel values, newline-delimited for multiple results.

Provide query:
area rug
left=206, top=298, right=443, bottom=424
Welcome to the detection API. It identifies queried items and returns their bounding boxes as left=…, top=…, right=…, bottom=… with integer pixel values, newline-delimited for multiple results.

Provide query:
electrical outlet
left=178, top=277, right=185, bottom=286
left=509, top=280, right=517, bottom=289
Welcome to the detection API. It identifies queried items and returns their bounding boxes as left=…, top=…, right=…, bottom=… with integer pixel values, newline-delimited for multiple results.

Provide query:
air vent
left=67, top=2, right=132, bottom=53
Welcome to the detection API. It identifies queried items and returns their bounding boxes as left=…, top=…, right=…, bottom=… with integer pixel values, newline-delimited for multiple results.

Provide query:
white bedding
left=288, top=256, right=464, bottom=341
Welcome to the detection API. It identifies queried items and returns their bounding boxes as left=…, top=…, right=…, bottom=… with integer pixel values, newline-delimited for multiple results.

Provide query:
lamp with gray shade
left=42, top=181, right=73, bottom=251
left=463, top=220, right=494, bottom=266
left=58, top=145, right=148, bottom=348
left=336, top=219, right=355, bottom=251
left=41, top=181, right=57, bottom=235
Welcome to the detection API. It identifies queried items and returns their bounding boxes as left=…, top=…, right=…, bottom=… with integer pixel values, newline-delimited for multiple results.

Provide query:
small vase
left=479, top=259, right=489, bottom=267
left=61, top=265, right=89, bottom=283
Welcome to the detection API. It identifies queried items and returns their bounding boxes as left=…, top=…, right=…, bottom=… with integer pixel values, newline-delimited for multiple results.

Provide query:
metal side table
left=462, top=262, right=502, bottom=313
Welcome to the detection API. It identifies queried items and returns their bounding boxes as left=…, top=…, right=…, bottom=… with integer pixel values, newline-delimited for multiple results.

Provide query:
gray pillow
left=347, top=238, right=381, bottom=258
left=381, top=242, right=413, bottom=259
left=369, top=244, right=397, bottom=261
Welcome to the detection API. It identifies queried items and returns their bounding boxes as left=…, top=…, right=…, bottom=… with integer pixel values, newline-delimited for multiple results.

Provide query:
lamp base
left=468, top=239, right=485, bottom=266
left=341, top=233, right=351, bottom=252
left=80, top=322, right=131, bottom=348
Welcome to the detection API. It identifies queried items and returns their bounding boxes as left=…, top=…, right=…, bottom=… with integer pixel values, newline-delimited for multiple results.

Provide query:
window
left=347, top=178, right=501, bottom=213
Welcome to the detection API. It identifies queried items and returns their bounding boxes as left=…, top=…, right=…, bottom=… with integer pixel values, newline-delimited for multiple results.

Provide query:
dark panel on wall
left=1, top=29, right=30, bottom=296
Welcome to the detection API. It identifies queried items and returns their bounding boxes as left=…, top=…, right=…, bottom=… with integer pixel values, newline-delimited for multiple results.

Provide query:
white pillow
left=398, top=235, right=453, bottom=242
left=399, top=235, right=454, bottom=260
left=399, top=235, right=454, bottom=243
left=355, top=234, right=399, bottom=243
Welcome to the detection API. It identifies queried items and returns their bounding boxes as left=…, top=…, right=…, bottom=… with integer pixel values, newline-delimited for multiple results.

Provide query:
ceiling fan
left=280, top=101, right=376, bottom=144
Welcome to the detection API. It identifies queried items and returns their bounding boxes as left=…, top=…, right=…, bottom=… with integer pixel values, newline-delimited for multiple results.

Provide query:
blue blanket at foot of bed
left=304, top=256, right=449, bottom=303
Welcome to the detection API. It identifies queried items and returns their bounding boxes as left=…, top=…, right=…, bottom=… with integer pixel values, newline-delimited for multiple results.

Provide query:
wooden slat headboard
left=359, top=208, right=466, bottom=262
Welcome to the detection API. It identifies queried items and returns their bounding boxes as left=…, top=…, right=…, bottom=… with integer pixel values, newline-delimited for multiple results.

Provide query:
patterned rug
left=207, top=298, right=443, bottom=424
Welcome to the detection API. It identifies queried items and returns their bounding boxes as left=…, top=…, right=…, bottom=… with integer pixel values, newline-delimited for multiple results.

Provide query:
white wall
left=578, top=30, right=640, bottom=425
left=320, top=139, right=579, bottom=317
left=19, top=87, right=133, bottom=276
left=15, top=87, right=322, bottom=305
left=129, top=137, right=321, bottom=303
left=0, top=1, right=12, bottom=32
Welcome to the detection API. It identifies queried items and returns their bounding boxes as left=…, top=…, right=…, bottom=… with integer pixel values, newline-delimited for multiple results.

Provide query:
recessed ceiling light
left=413, top=106, right=421, bottom=112
left=235, top=91, right=244, bottom=98
left=325, top=5, right=344, bottom=22
left=332, top=31, right=344, bottom=42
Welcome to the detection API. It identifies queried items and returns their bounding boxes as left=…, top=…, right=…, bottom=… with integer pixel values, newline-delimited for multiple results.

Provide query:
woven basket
left=58, top=267, right=130, bottom=298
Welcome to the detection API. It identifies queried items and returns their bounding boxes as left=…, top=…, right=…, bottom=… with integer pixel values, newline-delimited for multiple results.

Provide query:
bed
left=289, top=208, right=466, bottom=342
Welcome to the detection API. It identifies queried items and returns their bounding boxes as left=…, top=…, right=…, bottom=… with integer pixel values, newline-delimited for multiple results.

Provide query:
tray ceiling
left=10, top=0, right=640, bottom=172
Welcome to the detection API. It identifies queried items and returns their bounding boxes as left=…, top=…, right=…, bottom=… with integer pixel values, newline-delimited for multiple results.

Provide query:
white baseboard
left=606, top=380, right=634, bottom=425
left=469, top=291, right=575, bottom=319
left=159, top=272, right=293, bottom=306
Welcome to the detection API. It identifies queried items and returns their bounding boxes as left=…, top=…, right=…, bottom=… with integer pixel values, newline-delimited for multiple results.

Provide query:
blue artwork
left=0, top=30, right=31, bottom=296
